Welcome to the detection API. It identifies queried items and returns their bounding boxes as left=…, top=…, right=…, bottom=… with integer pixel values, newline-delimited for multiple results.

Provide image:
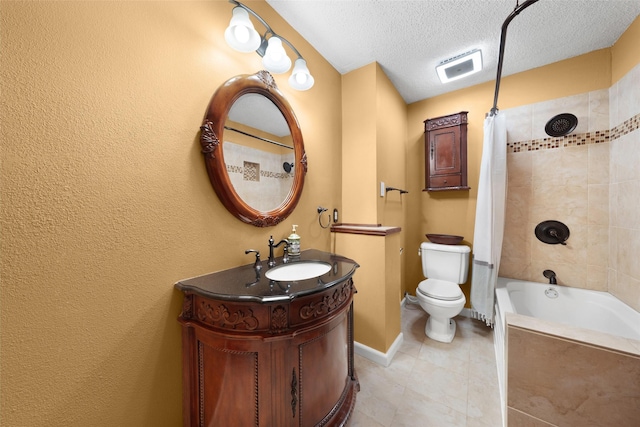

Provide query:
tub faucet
left=543, top=269, right=557, bottom=285
left=268, top=236, right=289, bottom=267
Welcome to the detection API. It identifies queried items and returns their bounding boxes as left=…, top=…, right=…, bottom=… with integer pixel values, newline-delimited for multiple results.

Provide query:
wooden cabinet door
left=424, top=111, right=470, bottom=191
left=429, top=126, right=461, bottom=181
left=295, top=314, right=350, bottom=426
left=191, top=330, right=268, bottom=427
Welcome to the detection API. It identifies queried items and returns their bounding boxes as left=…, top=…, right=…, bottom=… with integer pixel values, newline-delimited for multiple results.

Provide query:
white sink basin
left=265, top=261, right=332, bottom=281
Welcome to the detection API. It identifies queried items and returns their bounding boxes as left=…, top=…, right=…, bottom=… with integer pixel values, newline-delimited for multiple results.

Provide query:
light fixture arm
left=228, top=0, right=304, bottom=60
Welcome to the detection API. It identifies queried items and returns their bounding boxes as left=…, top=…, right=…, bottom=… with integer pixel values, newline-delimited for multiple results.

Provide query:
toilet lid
left=418, top=279, right=464, bottom=301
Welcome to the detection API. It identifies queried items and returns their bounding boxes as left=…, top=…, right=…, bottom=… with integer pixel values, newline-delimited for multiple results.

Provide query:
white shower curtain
left=471, top=112, right=507, bottom=326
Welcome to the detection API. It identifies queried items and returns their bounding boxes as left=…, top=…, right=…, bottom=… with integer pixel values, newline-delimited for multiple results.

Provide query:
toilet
left=416, top=242, right=470, bottom=343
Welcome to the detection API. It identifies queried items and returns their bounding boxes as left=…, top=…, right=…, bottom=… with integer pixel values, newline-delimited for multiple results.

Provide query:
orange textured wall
left=0, top=1, right=341, bottom=425
left=612, top=15, right=640, bottom=83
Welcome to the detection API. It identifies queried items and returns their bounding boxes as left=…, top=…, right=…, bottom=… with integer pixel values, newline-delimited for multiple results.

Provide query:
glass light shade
left=288, top=58, right=314, bottom=90
left=436, top=49, right=483, bottom=83
left=262, top=37, right=291, bottom=74
left=224, top=7, right=261, bottom=53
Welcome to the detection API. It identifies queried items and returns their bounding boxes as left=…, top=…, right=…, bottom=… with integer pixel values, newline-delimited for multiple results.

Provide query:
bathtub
left=494, top=277, right=640, bottom=426
left=495, top=277, right=640, bottom=341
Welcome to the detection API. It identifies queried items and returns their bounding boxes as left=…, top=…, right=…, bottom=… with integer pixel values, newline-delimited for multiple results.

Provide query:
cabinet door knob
left=430, top=140, right=434, bottom=159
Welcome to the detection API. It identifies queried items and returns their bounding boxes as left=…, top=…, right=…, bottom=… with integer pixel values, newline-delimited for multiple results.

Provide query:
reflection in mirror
left=199, top=70, right=306, bottom=227
left=224, top=94, right=294, bottom=212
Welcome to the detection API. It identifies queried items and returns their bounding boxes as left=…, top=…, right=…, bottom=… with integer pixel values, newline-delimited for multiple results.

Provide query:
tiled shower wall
left=608, top=63, right=640, bottom=312
left=224, top=141, right=294, bottom=212
left=500, top=63, right=640, bottom=312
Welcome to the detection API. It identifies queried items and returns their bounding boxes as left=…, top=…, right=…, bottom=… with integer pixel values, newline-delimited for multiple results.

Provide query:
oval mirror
left=200, top=71, right=307, bottom=227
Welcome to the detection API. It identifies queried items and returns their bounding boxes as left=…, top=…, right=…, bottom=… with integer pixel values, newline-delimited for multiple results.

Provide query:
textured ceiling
left=266, top=0, right=640, bottom=104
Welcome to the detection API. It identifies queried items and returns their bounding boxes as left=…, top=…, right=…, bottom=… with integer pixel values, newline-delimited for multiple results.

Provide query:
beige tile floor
left=350, top=303, right=502, bottom=427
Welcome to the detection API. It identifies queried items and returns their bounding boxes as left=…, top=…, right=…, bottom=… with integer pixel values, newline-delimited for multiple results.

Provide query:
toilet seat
left=418, top=279, right=464, bottom=301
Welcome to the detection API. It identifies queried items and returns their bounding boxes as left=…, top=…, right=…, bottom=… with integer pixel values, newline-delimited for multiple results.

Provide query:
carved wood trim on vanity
left=189, top=296, right=270, bottom=332
left=299, top=280, right=352, bottom=320
left=197, top=300, right=259, bottom=330
left=181, top=293, right=194, bottom=319
left=175, top=250, right=360, bottom=426
left=271, top=305, right=289, bottom=332
left=290, top=368, right=298, bottom=418
left=185, top=280, right=355, bottom=335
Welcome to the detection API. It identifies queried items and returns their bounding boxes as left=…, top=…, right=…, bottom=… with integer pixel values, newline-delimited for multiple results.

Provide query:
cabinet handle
left=291, top=368, right=298, bottom=417
left=430, top=140, right=434, bottom=160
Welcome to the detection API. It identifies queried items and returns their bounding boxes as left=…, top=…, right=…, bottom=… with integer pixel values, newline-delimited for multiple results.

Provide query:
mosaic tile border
left=226, top=164, right=293, bottom=181
left=228, top=164, right=243, bottom=174
left=260, top=170, right=293, bottom=180
left=507, top=112, right=640, bottom=153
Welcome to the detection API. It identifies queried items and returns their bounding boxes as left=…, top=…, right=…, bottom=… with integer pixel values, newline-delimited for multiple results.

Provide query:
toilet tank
left=420, top=242, right=470, bottom=284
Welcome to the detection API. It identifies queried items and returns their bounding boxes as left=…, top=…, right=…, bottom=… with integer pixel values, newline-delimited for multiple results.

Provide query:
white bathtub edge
left=505, top=311, right=640, bottom=357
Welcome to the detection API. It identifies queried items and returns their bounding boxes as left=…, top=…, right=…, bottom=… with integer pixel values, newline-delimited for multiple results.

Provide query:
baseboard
left=354, top=332, right=404, bottom=367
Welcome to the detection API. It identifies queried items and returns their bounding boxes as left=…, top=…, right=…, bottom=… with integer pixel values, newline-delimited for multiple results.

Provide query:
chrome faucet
left=543, top=269, right=557, bottom=285
left=268, top=235, right=289, bottom=267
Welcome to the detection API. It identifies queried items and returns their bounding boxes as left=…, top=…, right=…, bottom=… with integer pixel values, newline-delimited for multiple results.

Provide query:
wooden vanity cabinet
left=177, top=277, right=358, bottom=427
left=424, top=111, right=470, bottom=191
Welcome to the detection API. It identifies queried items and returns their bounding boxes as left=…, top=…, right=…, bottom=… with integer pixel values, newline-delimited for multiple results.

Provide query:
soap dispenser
left=287, top=225, right=301, bottom=257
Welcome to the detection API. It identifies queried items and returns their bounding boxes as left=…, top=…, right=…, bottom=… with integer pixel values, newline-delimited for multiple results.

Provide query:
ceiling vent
left=436, top=49, right=482, bottom=83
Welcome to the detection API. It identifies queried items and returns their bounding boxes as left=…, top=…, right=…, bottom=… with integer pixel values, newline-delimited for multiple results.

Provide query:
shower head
left=545, top=113, right=578, bottom=137
left=283, top=162, right=294, bottom=173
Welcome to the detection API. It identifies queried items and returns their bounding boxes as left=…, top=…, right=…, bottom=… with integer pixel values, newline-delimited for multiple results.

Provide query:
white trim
left=354, top=332, right=404, bottom=367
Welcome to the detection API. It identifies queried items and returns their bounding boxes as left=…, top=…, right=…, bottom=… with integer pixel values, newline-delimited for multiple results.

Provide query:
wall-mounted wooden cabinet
left=423, top=111, right=470, bottom=192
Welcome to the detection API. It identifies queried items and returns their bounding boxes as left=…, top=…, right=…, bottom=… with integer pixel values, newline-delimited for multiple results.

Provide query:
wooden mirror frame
left=200, top=71, right=307, bottom=227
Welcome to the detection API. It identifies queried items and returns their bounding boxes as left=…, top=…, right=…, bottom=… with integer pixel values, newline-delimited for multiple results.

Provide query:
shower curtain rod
left=224, top=125, right=294, bottom=150
left=489, top=0, right=541, bottom=116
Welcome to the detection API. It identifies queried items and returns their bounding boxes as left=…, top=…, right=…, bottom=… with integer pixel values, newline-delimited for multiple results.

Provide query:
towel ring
left=317, top=206, right=331, bottom=229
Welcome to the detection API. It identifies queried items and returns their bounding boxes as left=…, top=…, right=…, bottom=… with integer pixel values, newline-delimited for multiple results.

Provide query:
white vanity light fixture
left=436, top=49, right=483, bottom=83
left=288, top=58, right=314, bottom=91
left=224, top=0, right=315, bottom=90
left=261, top=36, right=291, bottom=74
left=224, top=7, right=261, bottom=52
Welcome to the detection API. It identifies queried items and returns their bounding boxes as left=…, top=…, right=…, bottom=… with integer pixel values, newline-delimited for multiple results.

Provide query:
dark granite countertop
left=175, top=249, right=359, bottom=303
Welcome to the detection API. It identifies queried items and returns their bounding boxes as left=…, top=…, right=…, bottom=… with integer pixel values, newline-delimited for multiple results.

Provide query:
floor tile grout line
left=351, top=307, right=501, bottom=427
